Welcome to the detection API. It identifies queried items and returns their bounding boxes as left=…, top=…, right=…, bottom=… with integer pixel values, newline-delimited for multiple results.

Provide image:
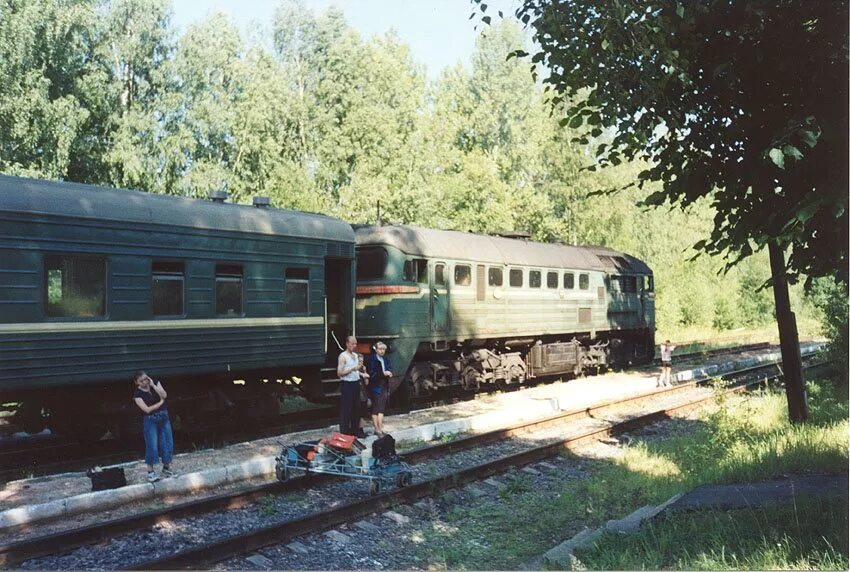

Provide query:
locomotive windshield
left=356, top=247, right=387, bottom=280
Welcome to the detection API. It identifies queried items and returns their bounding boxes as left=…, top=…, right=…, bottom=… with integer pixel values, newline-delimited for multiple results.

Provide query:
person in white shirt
left=337, top=336, right=369, bottom=436
left=659, top=340, right=677, bottom=387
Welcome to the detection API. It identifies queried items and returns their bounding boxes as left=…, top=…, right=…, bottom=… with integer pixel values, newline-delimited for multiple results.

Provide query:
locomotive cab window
left=579, top=273, right=590, bottom=290
left=434, top=263, right=446, bottom=286
left=44, top=255, right=106, bottom=318
left=356, top=247, right=386, bottom=280
left=547, top=271, right=558, bottom=289
left=403, top=259, right=428, bottom=283
left=488, top=267, right=503, bottom=287
left=152, top=261, right=184, bottom=316
left=509, top=268, right=523, bottom=287
left=529, top=270, right=541, bottom=288
left=285, top=267, right=309, bottom=314
left=454, top=264, right=472, bottom=286
left=563, top=272, right=575, bottom=289
left=215, top=264, right=243, bottom=316
left=646, top=276, right=654, bottom=291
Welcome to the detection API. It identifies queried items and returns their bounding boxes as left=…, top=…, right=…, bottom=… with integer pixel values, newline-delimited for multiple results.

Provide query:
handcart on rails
left=274, top=432, right=413, bottom=496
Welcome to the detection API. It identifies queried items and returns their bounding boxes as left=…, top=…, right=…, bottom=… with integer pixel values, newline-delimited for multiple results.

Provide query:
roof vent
left=209, top=190, right=228, bottom=203
left=253, top=196, right=271, bottom=208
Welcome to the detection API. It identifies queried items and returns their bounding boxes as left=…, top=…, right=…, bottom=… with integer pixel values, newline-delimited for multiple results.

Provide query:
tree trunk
left=768, top=241, right=808, bottom=422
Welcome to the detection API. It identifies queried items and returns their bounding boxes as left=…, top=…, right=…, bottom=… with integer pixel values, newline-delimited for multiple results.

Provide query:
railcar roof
left=0, top=175, right=354, bottom=243
left=354, top=224, right=652, bottom=274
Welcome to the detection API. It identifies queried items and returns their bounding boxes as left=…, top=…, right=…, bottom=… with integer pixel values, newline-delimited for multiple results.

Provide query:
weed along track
left=3, top=358, right=804, bottom=571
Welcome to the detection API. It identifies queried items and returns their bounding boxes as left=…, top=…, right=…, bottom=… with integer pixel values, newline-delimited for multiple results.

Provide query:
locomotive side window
left=356, top=247, right=386, bottom=280
left=529, top=270, right=541, bottom=288
left=215, top=264, right=243, bottom=316
left=547, top=271, right=558, bottom=289
left=454, top=264, right=472, bottom=286
left=509, top=268, right=523, bottom=287
left=623, top=276, right=637, bottom=293
left=488, top=267, right=503, bottom=286
left=285, top=267, right=310, bottom=314
left=579, top=273, right=590, bottom=290
left=563, top=272, right=575, bottom=289
left=152, top=261, right=184, bottom=316
left=434, top=263, right=446, bottom=285
left=647, top=276, right=654, bottom=291
left=404, top=259, right=428, bottom=283
left=44, top=255, right=106, bottom=318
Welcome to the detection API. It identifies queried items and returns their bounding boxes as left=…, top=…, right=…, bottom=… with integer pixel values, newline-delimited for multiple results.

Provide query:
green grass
left=574, top=496, right=848, bottom=570
left=412, top=374, right=848, bottom=570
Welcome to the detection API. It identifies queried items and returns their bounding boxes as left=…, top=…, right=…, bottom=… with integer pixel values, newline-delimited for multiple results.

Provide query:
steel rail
left=132, top=371, right=784, bottom=570
left=1, top=357, right=804, bottom=568
left=0, top=341, right=783, bottom=481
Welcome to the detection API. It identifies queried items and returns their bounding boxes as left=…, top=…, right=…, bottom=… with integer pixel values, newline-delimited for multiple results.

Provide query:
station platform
left=0, top=343, right=821, bottom=532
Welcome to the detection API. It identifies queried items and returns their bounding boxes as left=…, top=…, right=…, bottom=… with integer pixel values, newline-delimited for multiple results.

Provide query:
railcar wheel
left=395, top=471, right=412, bottom=488
left=14, top=402, right=47, bottom=434
left=275, top=462, right=289, bottom=482
left=369, top=479, right=381, bottom=496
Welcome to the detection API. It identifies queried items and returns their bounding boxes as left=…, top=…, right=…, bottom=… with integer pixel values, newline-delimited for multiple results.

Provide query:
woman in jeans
left=132, top=371, right=175, bottom=482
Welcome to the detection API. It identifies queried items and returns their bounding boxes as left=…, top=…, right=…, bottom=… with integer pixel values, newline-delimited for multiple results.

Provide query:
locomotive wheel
left=461, top=367, right=480, bottom=392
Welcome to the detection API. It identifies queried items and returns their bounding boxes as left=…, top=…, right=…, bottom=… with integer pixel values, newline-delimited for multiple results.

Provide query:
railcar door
left=431, top=261, right=450, bottom=333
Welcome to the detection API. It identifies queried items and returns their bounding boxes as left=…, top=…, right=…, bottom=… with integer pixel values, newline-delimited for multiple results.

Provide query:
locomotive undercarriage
left=405, top=331, right=652, bottom=397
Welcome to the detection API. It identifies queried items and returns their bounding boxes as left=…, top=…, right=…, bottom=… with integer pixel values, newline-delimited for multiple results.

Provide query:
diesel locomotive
left=347, top=224, right=655, bottom=399
left=1, top=174, right=655, bottom=437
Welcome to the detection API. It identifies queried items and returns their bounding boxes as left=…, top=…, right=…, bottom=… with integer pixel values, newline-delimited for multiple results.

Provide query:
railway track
left=2, top=357, right=817, bottom=570
left=0, top=341, right=781, bottom=483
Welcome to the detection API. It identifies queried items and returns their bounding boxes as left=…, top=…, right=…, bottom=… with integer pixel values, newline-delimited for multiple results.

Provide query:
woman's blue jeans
left=142, top=410, right=173, bottom=466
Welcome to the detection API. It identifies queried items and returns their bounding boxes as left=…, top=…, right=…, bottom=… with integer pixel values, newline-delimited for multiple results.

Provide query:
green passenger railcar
left=0, top=175, right=355, bottom=438
left=352, top=224, right=655, bottom=398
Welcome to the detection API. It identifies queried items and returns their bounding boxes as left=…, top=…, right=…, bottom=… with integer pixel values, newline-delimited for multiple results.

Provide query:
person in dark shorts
left=658, top=340, right=677, bottom=387
left=132, top=371, right=175, bottom=482
left=366, top=342, right=393, bottom=436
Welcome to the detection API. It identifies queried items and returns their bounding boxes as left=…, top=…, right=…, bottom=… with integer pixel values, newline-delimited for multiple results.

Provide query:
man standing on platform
left=337, top=335, right=368, bottom=437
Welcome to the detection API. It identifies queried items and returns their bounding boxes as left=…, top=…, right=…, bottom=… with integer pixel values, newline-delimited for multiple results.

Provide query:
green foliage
left=0, top=0, right=836, bottom=337
left=807, top=277, right=849, bottom=366
left=499, top=0, right=848, bottom=286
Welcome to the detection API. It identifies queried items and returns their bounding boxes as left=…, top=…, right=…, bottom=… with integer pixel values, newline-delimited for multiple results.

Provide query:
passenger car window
left=356, top=247, right=386, bottom=280
left=509, top=268, right=523, bottom=287
left=44, top=255, right=106, bottom=318
left=454, top=264, right=472, bottom=286
left=285, top=267, right=309, bottom=314
left=529, top=270, right=541, bottom=288
left=488, top=267, right=503, bottom=286
left=153, top=261, right=184, bottom=316
left=579, top=273, right=589, bottom=290
left=216, top=264, right=243, bottom=315
left=547, top=271, right=558, bottom=289
left=564, top=272, right=575, bottom=289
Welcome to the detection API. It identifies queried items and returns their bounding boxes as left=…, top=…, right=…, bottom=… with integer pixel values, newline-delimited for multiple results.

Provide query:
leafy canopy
left=495, top=0, right=849, bottom=285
